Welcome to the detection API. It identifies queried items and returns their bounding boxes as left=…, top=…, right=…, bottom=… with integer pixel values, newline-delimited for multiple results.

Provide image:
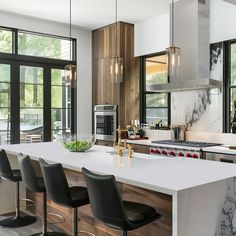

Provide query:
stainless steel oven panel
left=206, top=152, right=236, bottom=164
left=94, top=105, right=117, bottom=112
left=94, top=111, right=117, bottom=141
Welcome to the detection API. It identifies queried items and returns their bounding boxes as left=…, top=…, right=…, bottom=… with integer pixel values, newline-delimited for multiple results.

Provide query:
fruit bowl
left=61, top=135, right=96, bottom=152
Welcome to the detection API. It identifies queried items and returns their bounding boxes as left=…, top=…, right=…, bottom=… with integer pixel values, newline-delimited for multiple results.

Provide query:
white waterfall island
left=1, top=142, right=236, bottom=236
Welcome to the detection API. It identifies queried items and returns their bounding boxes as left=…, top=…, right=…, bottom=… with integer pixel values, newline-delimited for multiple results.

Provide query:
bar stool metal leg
left=32, top=192, right=66, bottom=236
left=72, top=208, right=95, bottom=236
left=122, top=230, right=127, bottom=236
left=0, top=181, right=37, bottom=228
left=72, top=208, right=78, bottom=236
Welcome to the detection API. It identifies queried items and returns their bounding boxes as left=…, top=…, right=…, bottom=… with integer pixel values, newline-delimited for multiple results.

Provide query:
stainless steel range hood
left=147, top=0, right=222, bottom=93
left=146, top=79, right=222, bottom=93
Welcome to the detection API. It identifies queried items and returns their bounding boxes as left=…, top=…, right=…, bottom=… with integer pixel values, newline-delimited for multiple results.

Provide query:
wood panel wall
left=27, top=161, right=172, bottom=236
left=92, top=22, right=140, bottom=128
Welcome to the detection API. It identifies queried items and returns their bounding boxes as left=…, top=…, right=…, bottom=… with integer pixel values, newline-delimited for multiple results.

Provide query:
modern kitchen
left=0, top=0, right=236, bottom=236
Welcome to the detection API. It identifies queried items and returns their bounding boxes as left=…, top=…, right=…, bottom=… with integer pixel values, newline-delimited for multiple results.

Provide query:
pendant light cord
left=115, top=0, right=118, bottom=57
left=171, top=0, right=174, bottom=47
left=69, top=0, right=72, bottom=61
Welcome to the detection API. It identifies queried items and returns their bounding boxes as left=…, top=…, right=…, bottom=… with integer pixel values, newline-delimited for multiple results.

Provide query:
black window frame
left=223, top=39, right=236, bottom=133
left=0, top=26, right=77, bottom=143
left=140, top=52, right=171, bottom=127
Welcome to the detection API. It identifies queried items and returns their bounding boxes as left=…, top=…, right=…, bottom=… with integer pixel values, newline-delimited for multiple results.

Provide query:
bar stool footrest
left=47, top=212, right=65, bottom=224
left=78, top=230, right=96, bottom=236
left=20, top=198, right=35, bottom=208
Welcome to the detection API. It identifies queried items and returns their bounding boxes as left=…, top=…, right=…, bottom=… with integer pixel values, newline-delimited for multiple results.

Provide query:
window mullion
left=43, top=66, right=51, bottom=142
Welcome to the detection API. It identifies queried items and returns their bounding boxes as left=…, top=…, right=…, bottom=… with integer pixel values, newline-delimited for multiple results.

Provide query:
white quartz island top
left=2, top=142, right=236, bottom=196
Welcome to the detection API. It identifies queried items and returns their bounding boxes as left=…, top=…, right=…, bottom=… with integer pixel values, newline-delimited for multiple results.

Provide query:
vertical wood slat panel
left=92, top=22, right=140, bottom=128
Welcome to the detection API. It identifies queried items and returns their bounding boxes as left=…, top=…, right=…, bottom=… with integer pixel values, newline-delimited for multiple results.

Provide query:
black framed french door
left=0, top=59, right=76, bottom=144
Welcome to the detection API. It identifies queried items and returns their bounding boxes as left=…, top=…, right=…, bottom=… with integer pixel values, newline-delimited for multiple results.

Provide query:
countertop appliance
left=150, top=140, right=220, bottom=159
left=170, top=125, right=186, bottom=141
left=94, top=105, right=117, bottom=141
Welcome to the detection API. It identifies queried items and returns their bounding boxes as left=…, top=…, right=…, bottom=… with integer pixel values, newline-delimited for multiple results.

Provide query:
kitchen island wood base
left=27, top=161, right=172, bottom=236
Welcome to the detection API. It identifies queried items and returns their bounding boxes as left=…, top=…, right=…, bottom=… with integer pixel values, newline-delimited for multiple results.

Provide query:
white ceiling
left=0, top=0, right=171, bottom=30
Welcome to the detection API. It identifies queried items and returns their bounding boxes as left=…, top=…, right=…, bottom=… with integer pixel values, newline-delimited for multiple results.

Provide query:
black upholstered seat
left=123, top=201, right=158, bottom=225
left=39, top=158, right=90, bottom=236
left=0, top=149, right=36, bottom=228
left=82, top=167, right=161, bottom=236
left=18, top=154, right=65, bottom=236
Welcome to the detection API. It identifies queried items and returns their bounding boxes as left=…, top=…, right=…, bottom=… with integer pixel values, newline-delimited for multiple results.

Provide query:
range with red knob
left=149, top=143, right=203, bottom=159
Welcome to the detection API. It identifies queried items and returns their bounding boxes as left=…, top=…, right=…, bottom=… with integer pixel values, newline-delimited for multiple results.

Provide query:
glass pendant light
left=65, top=0, right=76, bottom=87
left=110, top=0, right=124, bottom=83
left=166, top=0, right=181, bottom=81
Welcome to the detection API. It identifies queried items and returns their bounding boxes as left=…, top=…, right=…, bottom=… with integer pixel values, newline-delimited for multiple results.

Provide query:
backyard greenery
left=0, top=28, right=72, bottom=142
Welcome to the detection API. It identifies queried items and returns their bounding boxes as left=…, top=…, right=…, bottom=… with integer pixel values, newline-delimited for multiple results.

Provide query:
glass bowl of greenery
left=61, top=135, right=96, bottom=152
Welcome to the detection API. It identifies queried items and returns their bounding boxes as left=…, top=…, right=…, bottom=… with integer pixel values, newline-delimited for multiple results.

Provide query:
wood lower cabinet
left=129, top=143, right=149, bottom=154
left=96, top=140, right=150, bottom=154
left=96, top=140, right=113, bottom=147
left=27, top=162, right=172, bottom=236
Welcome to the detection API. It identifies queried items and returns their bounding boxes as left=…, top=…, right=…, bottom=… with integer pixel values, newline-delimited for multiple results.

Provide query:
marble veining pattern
left=171, top=42, right=223, bottom=132
left=216, top=177, right=236, bottom=236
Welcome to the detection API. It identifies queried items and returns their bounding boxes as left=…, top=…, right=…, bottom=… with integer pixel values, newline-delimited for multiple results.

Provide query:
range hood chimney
left=146, top=0, right=222, bottom=92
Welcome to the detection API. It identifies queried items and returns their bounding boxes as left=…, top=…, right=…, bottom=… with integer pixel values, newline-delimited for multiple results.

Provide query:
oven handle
left=220, top=158, right=234, bottom=163
left=94, top=111, right=116, bottom=115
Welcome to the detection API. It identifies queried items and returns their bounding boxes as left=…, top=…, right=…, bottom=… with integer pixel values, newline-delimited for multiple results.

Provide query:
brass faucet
left=128, top=144, right=133, bottom=158
left=115, top=126, right=127, bottom=156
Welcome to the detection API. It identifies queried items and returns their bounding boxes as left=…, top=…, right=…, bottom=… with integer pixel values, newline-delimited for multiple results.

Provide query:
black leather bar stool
left=0, top=149, right=37, bottom=228
left=18, top=154, right=66, bottom=236
left=82, top=168, right=161, bottom=236
left=39, top=159, right=94, bottom=236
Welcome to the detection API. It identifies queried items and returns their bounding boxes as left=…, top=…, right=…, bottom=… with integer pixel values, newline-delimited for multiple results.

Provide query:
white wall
left=135, top=0, right=236, bottom=56
left=210, top=0, right=236, bottom=43
left=134, top=14, right=169, bottom=57
left=0, top=10, right=92, bottom=134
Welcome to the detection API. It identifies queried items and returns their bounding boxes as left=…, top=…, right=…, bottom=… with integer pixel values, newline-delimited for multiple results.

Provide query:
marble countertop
left=203, top=145, right=236, bottom=155
left=2, top=142, right=236, bottom=196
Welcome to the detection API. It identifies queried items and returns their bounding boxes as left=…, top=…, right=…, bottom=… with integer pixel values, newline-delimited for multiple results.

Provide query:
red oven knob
left=192, top=154, right=199, bottom=159
left=155, top=149, right=161, bottom=154
left=178, top=152, right=184, bottom=157
left=150, top=148, right=156, bottom=154
left=169, top=150, right=176, bottom=156
left=186, top=153, right=192, bottom=158
left=161, top=150, right=168, bottom=155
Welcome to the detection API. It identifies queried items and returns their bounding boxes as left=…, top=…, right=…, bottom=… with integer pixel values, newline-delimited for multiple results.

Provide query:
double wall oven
left=94, top=105, right=117, bottom=141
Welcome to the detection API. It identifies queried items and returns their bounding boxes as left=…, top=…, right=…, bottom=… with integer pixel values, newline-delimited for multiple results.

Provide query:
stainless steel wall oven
left=94, top=105, right=117, bottom=141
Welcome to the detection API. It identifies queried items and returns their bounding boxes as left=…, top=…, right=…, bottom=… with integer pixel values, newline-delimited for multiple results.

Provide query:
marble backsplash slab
left=171, top=42, right=223, bottom=132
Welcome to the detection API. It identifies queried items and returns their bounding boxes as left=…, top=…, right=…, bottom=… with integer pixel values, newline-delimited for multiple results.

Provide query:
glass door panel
left=51, top=69, right=71, bottom=140
left=0, top=64, right=11, bottom=144
left=20, top=66, right=43, bottom=142
left=144, top=54, right=169, bottom=126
